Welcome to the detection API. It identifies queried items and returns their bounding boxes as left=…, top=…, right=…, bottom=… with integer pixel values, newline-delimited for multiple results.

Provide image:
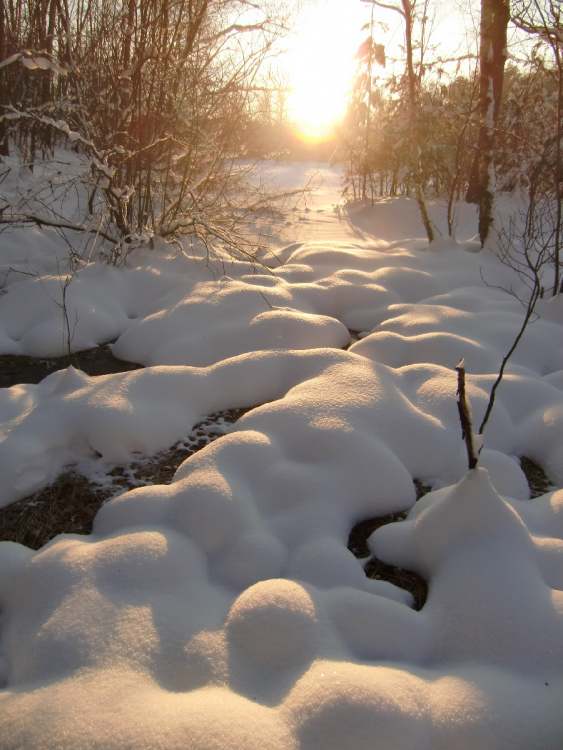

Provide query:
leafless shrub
left=0, top=1, right=289, bottom=265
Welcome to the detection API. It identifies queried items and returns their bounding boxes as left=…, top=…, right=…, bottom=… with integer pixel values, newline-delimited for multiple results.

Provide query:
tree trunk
left=402, top=0, right=434, bottom=243
left=466, top=0, right=510, bottom=248
left=552, top=25, right=562, bottom=295
left=0, top=0, right=8, bottom=154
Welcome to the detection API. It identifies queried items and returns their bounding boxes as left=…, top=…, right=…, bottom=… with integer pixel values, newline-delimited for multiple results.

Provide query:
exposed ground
left=0, top=406, right=249, bottom=550
left=0, top=349, right=555, bottom=614
left=0, top=344, right=141, bottom=388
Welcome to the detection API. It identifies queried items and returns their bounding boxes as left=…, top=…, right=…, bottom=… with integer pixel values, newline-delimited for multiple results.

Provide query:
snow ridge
left=1, top=185, right=563, bottom=748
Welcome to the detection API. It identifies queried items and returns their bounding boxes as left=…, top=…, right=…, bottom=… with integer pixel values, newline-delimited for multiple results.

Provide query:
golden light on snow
left=284, top=0, right=366, bottom=142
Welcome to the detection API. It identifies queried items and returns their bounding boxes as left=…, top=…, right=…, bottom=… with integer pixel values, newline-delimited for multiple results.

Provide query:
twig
left=478, top=284, right=540, bottom=435
left=455, top=359, right=479, bottom=470
left=0, top=213, right=116, bottom=244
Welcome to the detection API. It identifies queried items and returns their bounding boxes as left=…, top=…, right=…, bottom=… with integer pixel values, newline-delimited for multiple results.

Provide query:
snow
left=1, top=160, right=563, bottom=747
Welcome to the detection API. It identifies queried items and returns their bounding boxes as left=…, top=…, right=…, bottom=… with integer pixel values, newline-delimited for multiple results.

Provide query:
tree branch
left=0, top=213, right=116, bottom=243
left=456, top=359, right=479, bottom=470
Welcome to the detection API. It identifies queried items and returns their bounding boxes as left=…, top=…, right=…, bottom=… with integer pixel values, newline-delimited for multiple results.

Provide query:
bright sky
left=279, top=0, right=479, bottom=143
left=281, top=0, right=367, bottom=141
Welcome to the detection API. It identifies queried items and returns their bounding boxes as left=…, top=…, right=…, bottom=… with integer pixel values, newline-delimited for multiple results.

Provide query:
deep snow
left=0, top=161, right=563, bottom=748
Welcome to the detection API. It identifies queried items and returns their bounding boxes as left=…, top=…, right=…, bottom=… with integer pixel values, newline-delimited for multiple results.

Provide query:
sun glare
left=284, top=1, right=366, bottom=143
left=282, top=0, right=476, bottom=144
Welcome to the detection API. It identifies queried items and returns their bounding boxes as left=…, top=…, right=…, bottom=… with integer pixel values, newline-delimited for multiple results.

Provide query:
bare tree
left=401, top=0, right=435, bottom=243
left=0, top=0, right=287, bottom=264
left=446, top=72, right=479, bottom=238
left=466, top=0, right=510, bottom=248
left=511, top=0, right=562, bottom=294
left=349, top=0, right=435, bottom=242
left=457, top=192, right=552, bottom=469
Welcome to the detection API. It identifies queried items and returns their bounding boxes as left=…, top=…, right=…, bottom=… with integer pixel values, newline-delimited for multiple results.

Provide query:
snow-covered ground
left=1, top=161, right=563, bottom=748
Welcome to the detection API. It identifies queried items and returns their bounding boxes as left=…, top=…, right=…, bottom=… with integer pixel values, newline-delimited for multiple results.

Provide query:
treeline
left=343, top=62, right=559, bottom=207
left=342, top=0, right=561, bottom=262
left=0, top=0, right=560, bottom=271
left=0, top=0, right=280, bottom=261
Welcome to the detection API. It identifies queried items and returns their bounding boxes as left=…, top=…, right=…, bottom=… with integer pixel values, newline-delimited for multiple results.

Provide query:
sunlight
left=283, top=0, right=366, bottom=142
left=281, top=0, right=478, bottom=143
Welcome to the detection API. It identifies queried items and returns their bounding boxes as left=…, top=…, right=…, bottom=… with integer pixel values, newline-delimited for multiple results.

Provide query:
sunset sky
left=279, top=0, right=479, bottom=141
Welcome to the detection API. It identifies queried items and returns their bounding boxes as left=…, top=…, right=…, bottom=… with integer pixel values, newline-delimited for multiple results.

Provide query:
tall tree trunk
left=402, top=0, right=434, bottom=243
left=0, top=0, right=8, bottom=154
left=552, top=20, right=562, bottom=295
left=466, top=0, right=510, bottom=248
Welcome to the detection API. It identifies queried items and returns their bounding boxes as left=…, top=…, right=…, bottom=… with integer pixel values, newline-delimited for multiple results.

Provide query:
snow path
left=1, top=162, right=563, bottom=748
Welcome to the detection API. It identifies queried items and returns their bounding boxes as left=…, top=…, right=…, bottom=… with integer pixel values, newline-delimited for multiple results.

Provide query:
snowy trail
left=249, top=161, right=365, bottom=248
left=1, top=162, right=563, bottom=748
left=252, top=160, right=480, bottom=248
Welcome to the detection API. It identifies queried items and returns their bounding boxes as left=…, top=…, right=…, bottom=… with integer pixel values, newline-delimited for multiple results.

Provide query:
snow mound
left=2, top=469, right=562, bottom=748
left=1, top=185, right=563, bottom=746
left=226, top=579, right=318, bottom=669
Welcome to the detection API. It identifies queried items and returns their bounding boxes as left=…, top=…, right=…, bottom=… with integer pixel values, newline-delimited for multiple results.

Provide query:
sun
left=283, top=0, right=366, bottom=143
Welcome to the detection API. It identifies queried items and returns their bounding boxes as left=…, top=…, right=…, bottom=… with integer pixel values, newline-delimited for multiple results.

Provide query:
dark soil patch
left=413, top=478, right=432, bottom=500
left=345, top=330, right=362, bottom=350
left=0, top=408, right=250, bottom=550
left=0, top=344, right=141, bottom=388
left=520, top=456, right=553, bottom=498
left=348, top=511, right=408, bottom=559
left=364, top=557, right=428, bottom=612
left=107, top=408, right=250, bottom=488
left=0, top=472, right=110, bottom=550
left=347, top=478, right=431, bottom=611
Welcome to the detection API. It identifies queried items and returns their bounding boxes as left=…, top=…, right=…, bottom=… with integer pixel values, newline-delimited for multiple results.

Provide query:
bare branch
left=455, top=360, right=479, bottom=470
left=0, top=213, right=116, bottom=244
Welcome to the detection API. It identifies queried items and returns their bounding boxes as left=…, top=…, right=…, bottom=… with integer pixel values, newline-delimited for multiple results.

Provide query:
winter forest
left=0, top=0, right=563, bottom=747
